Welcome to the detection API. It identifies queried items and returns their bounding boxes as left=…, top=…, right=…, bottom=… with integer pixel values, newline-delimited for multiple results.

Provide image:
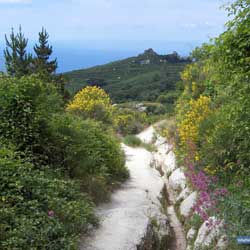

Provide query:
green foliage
left=114, top=107, right=146, bottom=135
left=4, top=26, right=33, bottom=77
left=0, top=74, right=129, bottom=247
left=217, top=178, right=250, bottom=250
left=174, top=1, right=250, bottom=247
left=123, top=135, right=142, bottom=147
left=157, top=91, right=179, bottom=105
left=0, top=144, right=96, bottom=250
left=47, top=114, right=128, bottom=182
left=33, top=27, right=58, bottom=78
left=123, top=135, right=156, bottom=152
left=198, top=83, right=250, bottom=178
left=0, top=74, right=62, bottom=164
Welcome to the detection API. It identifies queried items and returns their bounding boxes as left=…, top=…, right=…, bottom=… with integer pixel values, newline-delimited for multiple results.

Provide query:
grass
left=123, top=135, right=157, bottom=152
left=123, top=135, right=142, bottom=147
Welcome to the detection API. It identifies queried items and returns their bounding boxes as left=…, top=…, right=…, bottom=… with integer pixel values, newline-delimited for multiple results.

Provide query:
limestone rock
left=194, top=217, right=223, bottom=250
left=187, top=227, right=196, bottom=241
left=216, top=235, right=228, bottom=249
left=162, top=151, right=177, bottom=175
left=168, top=168, right=186, bottom=194
left=180, top=192, right=197, bottom=218
left=177, top=187, right=192, bottom=203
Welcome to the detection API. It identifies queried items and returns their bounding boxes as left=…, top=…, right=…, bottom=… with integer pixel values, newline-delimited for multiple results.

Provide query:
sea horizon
left=0, top=40, right=203, bottom=73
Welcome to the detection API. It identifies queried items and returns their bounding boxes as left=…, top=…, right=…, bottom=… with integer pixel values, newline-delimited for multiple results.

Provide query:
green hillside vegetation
left=64, top=49, right=190, bottom=103
left=170, top=1, right=250, bottom=249
left=0, top=28, right=129, bottom=249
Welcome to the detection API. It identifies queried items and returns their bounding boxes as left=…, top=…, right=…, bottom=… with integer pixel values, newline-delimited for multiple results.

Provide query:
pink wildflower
left=48, top=210, right=55, bottom=217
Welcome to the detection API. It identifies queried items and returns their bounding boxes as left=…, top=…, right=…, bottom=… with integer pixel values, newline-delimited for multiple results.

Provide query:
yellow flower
left=66, top=86, right=114, bottom=123
left=177, top=95, right=211, bottom=156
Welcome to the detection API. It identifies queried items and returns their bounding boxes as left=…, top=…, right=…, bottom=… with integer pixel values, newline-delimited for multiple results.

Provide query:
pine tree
left=4, top=28, right=17, bottom=76
left=33, top=28, right=57, bottom=77
left=4, top=26, right=32, bottom=77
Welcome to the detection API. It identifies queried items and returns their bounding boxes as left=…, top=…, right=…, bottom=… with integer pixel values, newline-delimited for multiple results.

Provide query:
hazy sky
left=0, top=0, right=229, bottom=50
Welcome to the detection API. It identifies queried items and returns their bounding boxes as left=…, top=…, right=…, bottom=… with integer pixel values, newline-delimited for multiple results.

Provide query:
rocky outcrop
left=180, top=192, right=197, bottom=218
left=169, top=168, right=187, bottom=198
left=137, top=215, right=172, bottom=250
left=151, top=131, right=227, bottom=250
left=193, top=217, right=225, bottom=250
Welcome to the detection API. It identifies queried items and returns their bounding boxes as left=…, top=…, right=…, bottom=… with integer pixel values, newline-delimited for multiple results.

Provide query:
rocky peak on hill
left=143, top=48, right=158, bottom=56
left=137, top=48, right=190, bottom=65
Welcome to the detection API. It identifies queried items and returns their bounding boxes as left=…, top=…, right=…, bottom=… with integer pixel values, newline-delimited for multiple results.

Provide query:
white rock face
left=177, top=187, right=192, bottom=203
left=194, top=217, right=223, bottom=250
left=154, top=136, right=167, bottom=150
left=187, top=227, right=196, bottom=241
left=168, top=168, right=186, bottom=195
left=180, top=192, right=197, bottom=218
left=216, top=235, right=228, bottom=249
left=163, top=151, right=177, bottom=175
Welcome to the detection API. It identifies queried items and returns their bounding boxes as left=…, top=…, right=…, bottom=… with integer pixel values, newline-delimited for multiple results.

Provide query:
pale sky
left=0, top=0, right=229, bottom=50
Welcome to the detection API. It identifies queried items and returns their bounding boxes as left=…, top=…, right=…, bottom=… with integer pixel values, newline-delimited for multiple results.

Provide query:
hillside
left=64, top=49, right=190, bottom=103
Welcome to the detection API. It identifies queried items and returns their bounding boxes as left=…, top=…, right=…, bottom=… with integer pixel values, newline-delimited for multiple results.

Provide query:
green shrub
left=114, top=106, right=147, bottom=135
left=0, top=74, right=63, bottom=164
left=47, top=114, right=129, bottom=183
left=123, top=135, right=156, bottom=152
left=217, top=178, right=250, bottom=249
left=0, top=144, right=96, bottom=250
left=198, top=83, right=250, bottom=178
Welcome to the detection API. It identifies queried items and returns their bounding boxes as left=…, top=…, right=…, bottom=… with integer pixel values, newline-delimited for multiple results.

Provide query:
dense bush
left=156, top=91, right=180, bottom=114
left=0, top=144, right=96, bottom=250
left=114, top=109, right=146, bottom=135
left=0, top=74, right=62, bottom=164
left=0, top=74, right=129, bottom=247
left=47, top=114, right=128, bottom=182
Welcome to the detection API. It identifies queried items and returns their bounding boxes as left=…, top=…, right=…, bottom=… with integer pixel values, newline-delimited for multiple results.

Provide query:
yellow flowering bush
left=66, top=86, right=114, bottom=123
left=178, top=95, right=211, bottom=156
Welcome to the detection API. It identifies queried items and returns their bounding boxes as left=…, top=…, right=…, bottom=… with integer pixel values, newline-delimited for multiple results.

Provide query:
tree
left=4, top=26, right=32, bottom=77
left=33, top=28, right=57, bottom=78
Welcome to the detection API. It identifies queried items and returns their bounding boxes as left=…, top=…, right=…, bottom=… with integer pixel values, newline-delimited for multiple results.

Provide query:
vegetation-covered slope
left=170, top=1, right=250, bottom=249
left=64, top=49, right=190, bottom=102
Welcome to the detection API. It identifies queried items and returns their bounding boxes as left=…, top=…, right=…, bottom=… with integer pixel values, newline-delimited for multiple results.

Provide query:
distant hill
left=64, top=49, right=190, bottom=103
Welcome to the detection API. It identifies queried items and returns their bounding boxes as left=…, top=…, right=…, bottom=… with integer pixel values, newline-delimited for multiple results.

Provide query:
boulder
left=162, top=151, right=177, bottom=175
left=168, top=168, right=186, bottom=195
left=216, top=235, right=228, bottom=250
left=187, top=227, right=196, bottom=241
left=194, top=217, right=223, bottom=250
left=180, top=192, right=197, bottom=218
left=177, top=187, right=192, bottom=203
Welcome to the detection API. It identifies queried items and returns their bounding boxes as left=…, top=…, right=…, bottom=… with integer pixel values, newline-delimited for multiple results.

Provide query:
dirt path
left=80, top=143, right=165, bottom=250
left=80, top=125, right=187, bottom=250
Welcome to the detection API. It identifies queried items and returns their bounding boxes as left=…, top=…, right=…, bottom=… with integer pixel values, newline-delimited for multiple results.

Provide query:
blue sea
left=0, top=40, right=201, bottom=73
